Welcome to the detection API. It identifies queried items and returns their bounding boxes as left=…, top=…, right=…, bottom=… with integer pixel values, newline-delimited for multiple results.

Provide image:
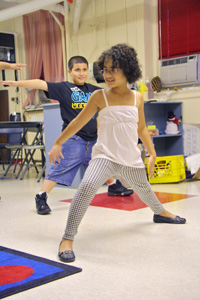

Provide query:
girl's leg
left=120, top=166, right=164, bottom=214
left=61, top=159, right=116, bottom=248
left=120, top=166, right=185, bottom=219
left=83, top=140, right=130, bottom=192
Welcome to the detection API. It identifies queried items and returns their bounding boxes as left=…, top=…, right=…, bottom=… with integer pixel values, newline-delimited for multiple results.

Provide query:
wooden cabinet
left=144, top=101, right=183, bottom=156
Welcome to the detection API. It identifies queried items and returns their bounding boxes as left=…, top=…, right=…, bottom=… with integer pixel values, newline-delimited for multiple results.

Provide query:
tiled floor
left=1, top=166, right=200, bottom=300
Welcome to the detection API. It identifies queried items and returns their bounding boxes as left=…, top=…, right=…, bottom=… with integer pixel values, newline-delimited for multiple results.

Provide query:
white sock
left=39, top=191, right=48, bottom=196
left=108, top=180, right=116, bottom=186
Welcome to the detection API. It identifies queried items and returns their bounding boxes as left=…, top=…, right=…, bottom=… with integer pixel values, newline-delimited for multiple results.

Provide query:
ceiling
left=0, top=0, right=67, bottom=22
left=0, top=0, right=30, bottom=11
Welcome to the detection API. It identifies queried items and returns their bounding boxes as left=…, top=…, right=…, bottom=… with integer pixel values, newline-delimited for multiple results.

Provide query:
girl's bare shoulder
left=91, top=89, right=106, bottom=108
left=90, top=89, right=103, bottom=99
left=135, top=91, right=144, bottom=108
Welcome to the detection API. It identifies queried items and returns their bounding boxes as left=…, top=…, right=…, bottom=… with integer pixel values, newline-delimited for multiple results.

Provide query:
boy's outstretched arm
left=0, top=79, right=48, bottom=91
left=0, top=62, right=26, bottom=71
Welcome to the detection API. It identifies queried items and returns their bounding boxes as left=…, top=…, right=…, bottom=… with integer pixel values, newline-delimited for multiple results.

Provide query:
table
left=0, top=121, right=43, bottom=132
left=0, top=121, right=43, bottom=143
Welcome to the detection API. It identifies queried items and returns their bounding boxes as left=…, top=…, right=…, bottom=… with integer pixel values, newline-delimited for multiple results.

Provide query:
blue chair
left=0, top=143, right=6, bottom=170
left=0, top=113, right=22, bottom=170
left=1, top=113, right=24, bottom=174
left=2, top=128, right=24, bottom=176
left=16, top=125, right=46, bottom=181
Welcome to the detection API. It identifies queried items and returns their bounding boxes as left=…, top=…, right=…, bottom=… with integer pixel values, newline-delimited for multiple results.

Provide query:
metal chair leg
left=4, top=148, right=18, bottom=176
left=20, top=149, right=39, bottom=180
left=37, top=163, right=46, bottom=182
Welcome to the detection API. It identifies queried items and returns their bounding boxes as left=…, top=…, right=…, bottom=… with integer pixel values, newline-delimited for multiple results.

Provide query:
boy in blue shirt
left=1, top=56, right=133, bottom=214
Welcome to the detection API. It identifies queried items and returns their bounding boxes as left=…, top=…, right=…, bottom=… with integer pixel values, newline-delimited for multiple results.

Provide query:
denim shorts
left=46, top=135, right=96, bottom=186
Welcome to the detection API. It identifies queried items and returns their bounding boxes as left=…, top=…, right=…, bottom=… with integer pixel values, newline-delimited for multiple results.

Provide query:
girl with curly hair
left=49, top=44, right=186, bottom=263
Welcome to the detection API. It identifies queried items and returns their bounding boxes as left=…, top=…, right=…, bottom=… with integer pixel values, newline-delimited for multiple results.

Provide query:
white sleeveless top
left=91, top=89, right=144, bottom=168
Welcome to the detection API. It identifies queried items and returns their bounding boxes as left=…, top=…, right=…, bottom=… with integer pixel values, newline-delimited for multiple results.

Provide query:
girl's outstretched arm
left=137, top=92, right=156, bottom=179
left=49, top=90, right=100, bottom=165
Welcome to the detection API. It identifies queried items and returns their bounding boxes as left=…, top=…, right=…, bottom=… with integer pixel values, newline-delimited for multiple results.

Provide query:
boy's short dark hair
left=68, top=56, right=88, bottom=70
left=97, top=43, right=142, bottom=84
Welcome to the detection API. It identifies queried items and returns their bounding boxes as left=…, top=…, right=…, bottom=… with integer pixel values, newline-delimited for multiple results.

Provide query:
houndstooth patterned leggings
left=63, top=158, right=164, bottom=240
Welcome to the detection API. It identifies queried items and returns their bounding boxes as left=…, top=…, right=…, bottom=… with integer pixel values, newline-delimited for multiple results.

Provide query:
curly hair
left=97, top=44, right=142, bottom=84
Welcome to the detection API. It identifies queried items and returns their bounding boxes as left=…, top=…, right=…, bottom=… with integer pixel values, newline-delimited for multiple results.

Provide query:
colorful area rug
left=0, top=246, right=82, bottom=299
left=61, top=191, right=196, bottom=211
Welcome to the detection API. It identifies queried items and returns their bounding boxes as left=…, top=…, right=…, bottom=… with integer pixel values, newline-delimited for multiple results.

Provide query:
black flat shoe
left=58, top=250, right=75, bottom=263
left=153, top=214, right=186, bottom=224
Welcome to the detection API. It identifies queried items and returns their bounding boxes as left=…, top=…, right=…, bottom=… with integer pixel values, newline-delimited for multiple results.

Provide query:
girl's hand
left=148, top=154, right=156, bottom=179
left=48, top=144, right=64, bottom=165
left=0, top=80, right=18, bottom=87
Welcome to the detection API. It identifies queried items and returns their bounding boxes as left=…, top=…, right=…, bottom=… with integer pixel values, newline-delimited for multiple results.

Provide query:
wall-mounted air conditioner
left=160, top=54, right=200, bottom=87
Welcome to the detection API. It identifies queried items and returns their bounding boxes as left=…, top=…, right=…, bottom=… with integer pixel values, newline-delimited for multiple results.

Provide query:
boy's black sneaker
left=35, top=192, right=51, bottom=215
left=108, top=180, right=134, bottom=197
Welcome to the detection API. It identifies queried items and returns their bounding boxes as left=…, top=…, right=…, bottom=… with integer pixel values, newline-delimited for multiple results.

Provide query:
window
left=158, top=0, right=200, bottom=59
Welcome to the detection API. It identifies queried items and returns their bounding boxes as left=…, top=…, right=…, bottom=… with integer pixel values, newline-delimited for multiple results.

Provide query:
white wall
left=65, top=0, right=158, bottom=81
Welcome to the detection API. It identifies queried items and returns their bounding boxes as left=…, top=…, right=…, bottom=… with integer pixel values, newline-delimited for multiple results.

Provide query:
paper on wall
left=183, top=124, right=200, bottom=156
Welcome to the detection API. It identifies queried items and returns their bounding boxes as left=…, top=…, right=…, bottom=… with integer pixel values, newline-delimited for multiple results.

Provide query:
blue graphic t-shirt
left=46, top=81, right=101, bottom=141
